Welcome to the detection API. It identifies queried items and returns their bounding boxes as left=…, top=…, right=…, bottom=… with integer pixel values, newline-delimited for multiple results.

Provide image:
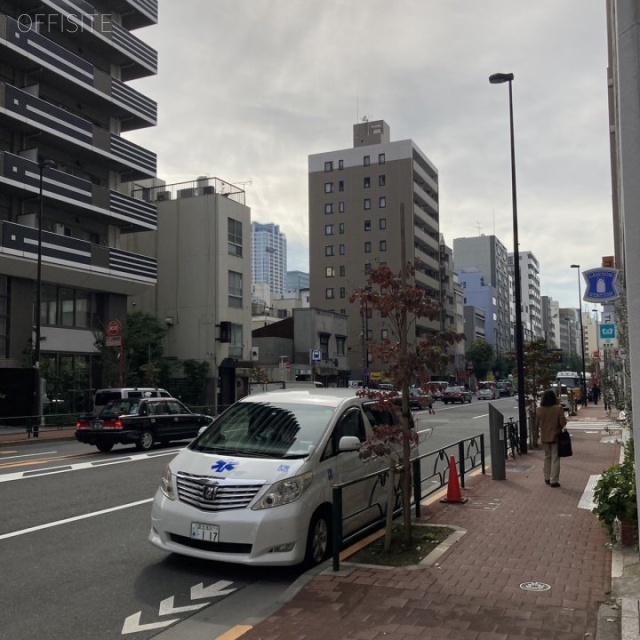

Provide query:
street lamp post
left=32, top=159, right=55, bottom=437
left=489, top=72, right=528, bottom=453
left=570, top=264, right=588, bottom=407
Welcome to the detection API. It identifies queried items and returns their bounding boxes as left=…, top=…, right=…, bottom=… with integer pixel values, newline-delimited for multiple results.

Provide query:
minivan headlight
left=160, top=464, right=176, bottom=500
left=252, top=472, right=313, bottom=510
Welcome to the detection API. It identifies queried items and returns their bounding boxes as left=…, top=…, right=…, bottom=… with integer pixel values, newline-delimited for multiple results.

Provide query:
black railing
left=330, top=433, right=485, bottom=571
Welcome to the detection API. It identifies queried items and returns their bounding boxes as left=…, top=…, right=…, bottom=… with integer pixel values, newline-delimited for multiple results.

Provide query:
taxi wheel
left=305, top=508, right=331, bottom=567
left=96, top=442, right=113, bottom=453
left=136, top=430, right=154, bottom=451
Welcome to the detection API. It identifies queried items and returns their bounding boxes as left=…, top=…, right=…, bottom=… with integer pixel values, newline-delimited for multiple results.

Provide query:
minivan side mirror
left=338, top=435, right=361, bottom=452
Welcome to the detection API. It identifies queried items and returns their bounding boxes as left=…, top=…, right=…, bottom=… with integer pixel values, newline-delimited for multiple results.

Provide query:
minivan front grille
left=176, top=471, right=264, bottom=512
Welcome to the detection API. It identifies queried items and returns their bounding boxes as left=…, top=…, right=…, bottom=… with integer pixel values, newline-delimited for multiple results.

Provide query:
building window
left=0, top=277, right=7, bottom=358
left=363, top=177, right=370, bottom=188
left=325, top=224, right=334, bottom=235
left=326, top=288, right=334, bottom=299
left=364, top=199, right=371, bottom=210
left=339, top=265, right=345, bottom=276
left=339, top=287, right=346, bottom=298
left=364, top=220, right=371, bottom=231
left=378, top=153, right=385, bottom=164
left=339, top=223, right=345, bottom=234
left=339, top=244, right=345, bottom=255
left=363, top=155, right=370, bottom=166
left=364, top=263, right=372, bottom=273
left=338, top=159, right=344, bottom=170
left=41, top=285, right=93, bottom=328
left=364, top=242, right=371, bottom=253
left=324, top=182, right=333, bottom=193
left=338, top=180, right=344, bottom=192
left=228, top=271, right=243, bottom=308
left=319, top=333, right=330, bottom=360
left=379, top=174, right=386, bottom=186
left=325, top=245, right=335, bottom=256
left=325, top=266, right=335, bottom=277
left=324, top=161, right=333, bottom=172
left=338, top=201, right=345, bottom=213
left=381, top=329, right=388, bottom=340
left=336, top=336, right=346, bottom=355
left=379, top=196, right=386, bottom=208
left=380, top=240, right=387, bottom=252
left=379, top=218, right=387, bottom=230
left=229, top=323, right=243, bottom=358
left=324, top=203, right=334, bottom=214
left=228, top=218, right=242, bottom=256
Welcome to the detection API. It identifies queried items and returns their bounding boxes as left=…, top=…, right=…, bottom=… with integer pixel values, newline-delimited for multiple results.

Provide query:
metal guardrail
left=330, top=433, right=485, bottom=571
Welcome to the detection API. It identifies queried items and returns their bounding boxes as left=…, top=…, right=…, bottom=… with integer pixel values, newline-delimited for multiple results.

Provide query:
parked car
left=476, top=381, right=499, bottom=400
left=92, top=387, right=172, bottom=415
left=148, top=388, right=421, bottom=567
left=442, top=386, right=472, bottom=404
left=75, top=397, right=213, bottom=453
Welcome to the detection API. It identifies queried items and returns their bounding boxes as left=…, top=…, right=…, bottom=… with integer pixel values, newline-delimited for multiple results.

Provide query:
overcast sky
left=128, top=0, right=612, bottom=312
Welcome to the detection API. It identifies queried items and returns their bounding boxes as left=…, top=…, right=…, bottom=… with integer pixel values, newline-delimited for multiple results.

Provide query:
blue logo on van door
left=211, top=459, right=238, bottom=472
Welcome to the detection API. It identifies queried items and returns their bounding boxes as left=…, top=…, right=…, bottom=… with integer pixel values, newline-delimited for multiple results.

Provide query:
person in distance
left=536, top=389, right=567, bottom=488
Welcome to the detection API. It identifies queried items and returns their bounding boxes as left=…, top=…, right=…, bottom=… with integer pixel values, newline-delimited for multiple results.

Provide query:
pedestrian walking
left=591, top=384, right=601, bottom=405
left=536, top=389, right=567, bottom=487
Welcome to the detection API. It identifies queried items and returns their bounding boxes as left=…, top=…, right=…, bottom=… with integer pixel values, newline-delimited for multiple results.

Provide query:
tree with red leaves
left=350, top=260, right=463, bottom=546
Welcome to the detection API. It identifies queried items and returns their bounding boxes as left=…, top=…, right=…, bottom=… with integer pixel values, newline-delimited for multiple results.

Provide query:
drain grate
left=520, top=581, right=551, bottom=592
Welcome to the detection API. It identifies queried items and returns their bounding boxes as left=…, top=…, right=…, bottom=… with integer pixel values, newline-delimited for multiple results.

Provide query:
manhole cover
left=519, top=581, right=551, bottom=592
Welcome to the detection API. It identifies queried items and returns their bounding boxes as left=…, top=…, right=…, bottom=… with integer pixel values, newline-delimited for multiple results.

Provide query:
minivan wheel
left=304, top=508, right=331, bottom=566
left=96, top=441, right=113, bottom=453
left=136, top=431, right=154, bottom=451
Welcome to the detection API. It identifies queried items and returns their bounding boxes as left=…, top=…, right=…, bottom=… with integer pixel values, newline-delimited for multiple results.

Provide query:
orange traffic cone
left=440, top=456, right=468, bottom=504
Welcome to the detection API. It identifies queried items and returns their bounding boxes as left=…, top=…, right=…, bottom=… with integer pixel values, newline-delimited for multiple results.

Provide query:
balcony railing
left=0, top=152, right=156, bottom=231
left=105, top=0, right=158, bottom=29
left=1, top=220, right=156, bottom=282
left=0, top=15, right=156, bottom=128
left=1, top=83, right=156, bottom=178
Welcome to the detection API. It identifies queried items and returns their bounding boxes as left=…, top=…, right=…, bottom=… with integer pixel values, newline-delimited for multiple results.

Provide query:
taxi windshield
left=191, top=401, right=336, bottom=458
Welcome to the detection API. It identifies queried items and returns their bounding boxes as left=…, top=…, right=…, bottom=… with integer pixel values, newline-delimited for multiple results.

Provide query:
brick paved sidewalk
left=239, top=429, right=620, bottom=640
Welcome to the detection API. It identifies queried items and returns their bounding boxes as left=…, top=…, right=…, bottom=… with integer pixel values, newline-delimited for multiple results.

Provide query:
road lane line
left=0, top=451, right=58, bottom=461
left=0, top=498, right=153, bottom=541
left=216, top=625, right=253, bottom=640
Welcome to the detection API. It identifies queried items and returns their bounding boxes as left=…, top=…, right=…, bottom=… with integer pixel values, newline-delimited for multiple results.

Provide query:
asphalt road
left=0, top=396, right=517, bottom=639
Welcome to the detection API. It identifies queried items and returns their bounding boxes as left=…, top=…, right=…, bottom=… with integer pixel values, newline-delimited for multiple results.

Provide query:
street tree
left=350, top=260, right=463, bottom=547
left=466, top=339, right=494, bottom=381
left=125, top=311, right=167, bottom=386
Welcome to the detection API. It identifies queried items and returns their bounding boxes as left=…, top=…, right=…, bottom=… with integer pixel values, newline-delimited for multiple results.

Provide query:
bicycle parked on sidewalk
left=505, top=416, right=521, bottom=459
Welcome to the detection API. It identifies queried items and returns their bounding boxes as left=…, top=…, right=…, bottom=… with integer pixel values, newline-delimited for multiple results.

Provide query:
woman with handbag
left=536, top=389, right=568, bottom=487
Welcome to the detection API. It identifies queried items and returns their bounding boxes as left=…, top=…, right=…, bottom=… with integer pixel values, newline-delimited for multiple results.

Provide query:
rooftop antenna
left=476, top=221, right=482, bottom=235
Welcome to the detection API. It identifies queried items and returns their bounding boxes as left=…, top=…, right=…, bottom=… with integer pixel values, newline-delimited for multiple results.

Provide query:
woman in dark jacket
left=536, top=389, right=567, bottom=487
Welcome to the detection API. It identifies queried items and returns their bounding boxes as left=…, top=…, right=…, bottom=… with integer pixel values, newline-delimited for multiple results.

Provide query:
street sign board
left=105, top=335, right=122, bottom=347
left=582, top=268, right=619, bottom=302
left=599, top=324, right=616, bottom=340
left=106, top=319, right=121, bottom=336
left=312, top=349, right=321, bottom=362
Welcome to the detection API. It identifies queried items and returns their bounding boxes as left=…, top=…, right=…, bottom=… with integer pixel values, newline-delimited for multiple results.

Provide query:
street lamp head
left=489, top=72, right=514, bottom=84
left=38, top=159, right=56, bottom=171
left=570, top=264, right=580, bottom=269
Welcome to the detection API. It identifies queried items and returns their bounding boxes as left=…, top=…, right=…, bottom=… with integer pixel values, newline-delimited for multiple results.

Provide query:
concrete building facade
left=126, top=178, right=251, bottom=411
left=0, top=1, right=158, bottom=415
left=453, top=235, right=512, bottom=354
left=509, top=250, right=542, bottom=340
left=308, top=120, right=441, bottom=381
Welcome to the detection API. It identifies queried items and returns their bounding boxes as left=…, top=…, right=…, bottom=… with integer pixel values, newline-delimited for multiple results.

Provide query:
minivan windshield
left=191, top=401, right=337, bottom=458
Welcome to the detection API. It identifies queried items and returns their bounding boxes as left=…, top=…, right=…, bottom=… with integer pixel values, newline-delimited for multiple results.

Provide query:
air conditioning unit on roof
left=156, top=191, right=171, bottom=201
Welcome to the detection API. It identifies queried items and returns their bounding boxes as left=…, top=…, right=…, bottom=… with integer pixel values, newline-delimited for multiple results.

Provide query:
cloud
left=128, top=0, right=612, bottom=310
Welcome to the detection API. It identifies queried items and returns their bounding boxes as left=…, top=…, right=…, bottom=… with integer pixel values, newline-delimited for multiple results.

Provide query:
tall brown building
left=308, top=120, right=440, bottom=381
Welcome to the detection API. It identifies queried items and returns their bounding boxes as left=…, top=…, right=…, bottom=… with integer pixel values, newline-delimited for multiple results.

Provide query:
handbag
left=558, top=429, right=573, bottom=457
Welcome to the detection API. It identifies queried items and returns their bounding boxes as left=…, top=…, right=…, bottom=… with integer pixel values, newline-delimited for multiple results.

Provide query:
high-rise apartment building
left=308, top=120, right=440, bottom=380
left=0, top=2, right=158, bottom=414
left=508, top=250, right=542, bottom=341
left=453, top=235, right=512, bottom=354
left=252, top=222, right=286, bottom=297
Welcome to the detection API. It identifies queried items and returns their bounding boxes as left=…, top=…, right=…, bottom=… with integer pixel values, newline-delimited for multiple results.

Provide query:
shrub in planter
left=592, top=439, right=637, bottom=544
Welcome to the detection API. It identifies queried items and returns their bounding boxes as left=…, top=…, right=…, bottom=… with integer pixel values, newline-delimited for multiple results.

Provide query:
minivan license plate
left=190, top=523, right=219, bottom=541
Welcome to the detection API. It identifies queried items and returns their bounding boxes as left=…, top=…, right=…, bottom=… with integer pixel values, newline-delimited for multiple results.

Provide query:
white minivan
left=149, top=388, right=417, bottom=567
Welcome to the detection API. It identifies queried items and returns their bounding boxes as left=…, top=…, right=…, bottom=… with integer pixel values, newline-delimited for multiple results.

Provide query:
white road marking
left=122, top=611, right=179, bottom=635
left=191, top=581, right=236, bottom=599
left=159, top=596, right=208, bottom=615
left=0, top=498, right=153, bottom=541
left=0, top=449, right=179, bottom=484
left=0, top=450, right=57, bottom=460
left=578, top=474, right=600, bottom=511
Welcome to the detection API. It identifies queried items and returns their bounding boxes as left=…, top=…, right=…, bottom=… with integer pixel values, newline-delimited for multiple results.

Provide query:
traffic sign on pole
left=106, top=319, right=121, bottom=336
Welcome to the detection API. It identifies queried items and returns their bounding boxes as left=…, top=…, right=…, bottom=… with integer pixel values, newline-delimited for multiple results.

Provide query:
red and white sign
left=106, top=319, right=121, bottom=336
